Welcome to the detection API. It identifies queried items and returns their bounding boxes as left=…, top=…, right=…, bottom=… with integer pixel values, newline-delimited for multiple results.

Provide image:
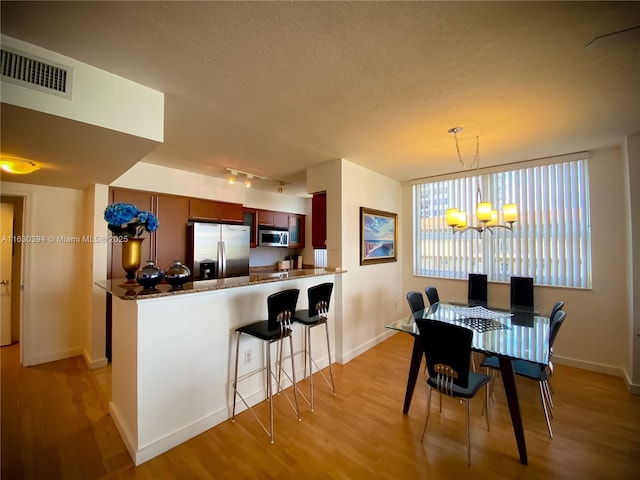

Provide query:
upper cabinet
left=256, top=209, right=274, bottom=227
left=288, top=214, right=305, bottom=248
left=312, top=192, right=327, bottom=249
left=189, top=199, right=243, bottom=223
left=256, top=210, right=289, bottom=229
left=243, top=208, right=258, bottom=248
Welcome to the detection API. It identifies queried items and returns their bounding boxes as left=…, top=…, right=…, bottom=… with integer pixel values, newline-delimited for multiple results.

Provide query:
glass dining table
left=386, top=302, right=551, bottom=465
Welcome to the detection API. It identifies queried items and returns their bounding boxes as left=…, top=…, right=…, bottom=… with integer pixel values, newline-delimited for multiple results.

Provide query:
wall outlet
left=244, top=349, right=252, bottom=365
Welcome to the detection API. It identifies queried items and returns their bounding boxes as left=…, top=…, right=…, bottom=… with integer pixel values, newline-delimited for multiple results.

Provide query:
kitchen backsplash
left=249, top=246, right=300, bottom=268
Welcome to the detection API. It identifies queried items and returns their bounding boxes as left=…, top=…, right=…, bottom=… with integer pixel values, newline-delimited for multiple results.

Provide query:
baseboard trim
left=552, top=354, right=623, bottom=377
left=27, top=347, right=83, bottom=366
left=110, top=401, right=229, bottom=466
left=337, top=329, right=395, bottom=365
left=82, top=349, right=108, bottom=370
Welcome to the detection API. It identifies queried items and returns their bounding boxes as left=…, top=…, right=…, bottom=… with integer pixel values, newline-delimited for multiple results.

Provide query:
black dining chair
left=425, top=286, right=440, bottom=306
left=510, top=276, right=534, bottom=310
left=481, top=309, right=567, bottom=439
left=293, top=282, right=336, bottom=412
left=416, top=318, right=491, bottom=466
left=467, top=273, right=488, bottom=306
left=406, top=290, right=426, bottom=314
left=550, top=301, right=565, bottom=323
left=231, top=288, right=301, bottom=443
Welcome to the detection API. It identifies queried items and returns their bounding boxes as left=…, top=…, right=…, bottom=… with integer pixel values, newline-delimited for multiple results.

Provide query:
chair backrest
left=415, top=318, right=473, bottom=389
left=406, top=290, right=426, bottom=314
left=550, top=301, right=565, bottom=321
left=307, top=282, right=333, bottom=317
left=467, top=273, right=488, bottom=306
left=267, top=289, right=300, bottom=331
left=549, top=309, right=566, bottom=348
left=510, top=276, right=534, bottom=310
left=425, top=286, right=440, bottom=306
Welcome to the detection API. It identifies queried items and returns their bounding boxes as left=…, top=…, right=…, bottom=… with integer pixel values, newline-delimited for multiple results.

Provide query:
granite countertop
left=96, top=267, right=346, bottom=300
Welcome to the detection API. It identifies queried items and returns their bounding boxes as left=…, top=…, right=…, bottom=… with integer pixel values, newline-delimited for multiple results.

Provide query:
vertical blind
left=412, top=159, right=592, bottom=288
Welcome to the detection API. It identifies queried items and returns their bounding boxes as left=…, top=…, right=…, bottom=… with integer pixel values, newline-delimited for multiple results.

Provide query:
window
left=412, top=158, right=591, bottom=288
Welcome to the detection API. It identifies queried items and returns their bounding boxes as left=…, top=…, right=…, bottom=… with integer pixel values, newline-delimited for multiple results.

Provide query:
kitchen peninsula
left=97, top=267, right=345, bottom=465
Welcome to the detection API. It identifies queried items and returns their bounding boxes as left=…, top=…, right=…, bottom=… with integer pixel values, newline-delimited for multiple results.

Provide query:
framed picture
left=360, top=207, right=398, bottom=265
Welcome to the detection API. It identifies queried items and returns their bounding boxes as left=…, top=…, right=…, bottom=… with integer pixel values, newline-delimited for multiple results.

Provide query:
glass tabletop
left=386, top=302, right=550, bottom=365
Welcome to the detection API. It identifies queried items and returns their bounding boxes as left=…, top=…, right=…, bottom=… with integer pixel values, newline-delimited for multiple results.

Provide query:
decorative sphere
left=164, top=260, right=191, bottom=288
left=136, top=261, right=164, bottom=289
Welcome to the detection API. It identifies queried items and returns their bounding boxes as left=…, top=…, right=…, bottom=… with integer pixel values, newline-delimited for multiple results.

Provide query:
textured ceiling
left=1, top=1, right=639, bottom=194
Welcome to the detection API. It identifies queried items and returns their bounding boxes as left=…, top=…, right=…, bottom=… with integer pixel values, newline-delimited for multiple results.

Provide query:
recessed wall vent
left=1, top=46, right=73, bottom=99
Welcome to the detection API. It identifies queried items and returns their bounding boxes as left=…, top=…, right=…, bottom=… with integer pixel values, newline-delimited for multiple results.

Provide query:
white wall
left=402, top=145, right=633, bottom=382
left=0, top=181, right=90, bottom=366
left=623, top=133, right=640, bottom=390
left=308, top=159, right=402, bottom=363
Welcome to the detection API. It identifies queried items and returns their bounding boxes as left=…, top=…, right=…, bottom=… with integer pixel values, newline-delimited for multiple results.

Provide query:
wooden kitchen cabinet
left=189, top=198, right=243, bottom=223
left=312, top=192, right=327, bottom=249
left=243, top=208, right=258, bottom=248
left=274, top=212, right=289, bottom=229
left=189, top=198, right=219, bottom=221
left=218, top=202, right=244, bottom=223
left=155, top=194, right=190, bottom=270
left=288, top=214, right=305, bottom=248
left=256, top=209, right=274, bottom=227
left=257, top=209, right=289, bottom=228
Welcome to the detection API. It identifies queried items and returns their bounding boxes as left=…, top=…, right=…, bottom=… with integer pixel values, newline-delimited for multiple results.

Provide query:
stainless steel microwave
left=259, top=229, right=289, bottom=247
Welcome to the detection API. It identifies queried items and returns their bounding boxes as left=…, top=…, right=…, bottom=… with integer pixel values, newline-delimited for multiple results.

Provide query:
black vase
left=136, top=261, right=164, bottom=289
left=164, top=260, right=191, bottom=288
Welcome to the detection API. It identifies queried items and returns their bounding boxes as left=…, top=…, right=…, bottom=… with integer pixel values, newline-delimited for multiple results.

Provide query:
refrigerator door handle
left=219, top=241, right=226, bottom=278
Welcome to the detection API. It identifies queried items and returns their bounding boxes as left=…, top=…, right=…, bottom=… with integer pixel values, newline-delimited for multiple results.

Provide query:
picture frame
left=360, top=207, right=398, bottom=265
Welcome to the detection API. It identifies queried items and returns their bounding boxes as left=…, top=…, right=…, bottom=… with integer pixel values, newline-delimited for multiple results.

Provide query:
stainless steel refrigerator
left=187, top=222, right=250, bottom=280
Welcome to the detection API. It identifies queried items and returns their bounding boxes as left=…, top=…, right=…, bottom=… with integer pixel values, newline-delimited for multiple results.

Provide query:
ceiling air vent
left=1, top=46, right=73, bottom=99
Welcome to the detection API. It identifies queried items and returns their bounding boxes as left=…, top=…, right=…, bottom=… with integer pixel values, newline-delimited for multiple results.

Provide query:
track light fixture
left=224, top=168, right=288, bottom=192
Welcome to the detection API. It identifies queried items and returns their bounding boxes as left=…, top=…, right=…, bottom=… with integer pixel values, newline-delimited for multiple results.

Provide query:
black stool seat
left=236, top=321, right=293, bottom=341
left=292, top=310, right=327, bottom=326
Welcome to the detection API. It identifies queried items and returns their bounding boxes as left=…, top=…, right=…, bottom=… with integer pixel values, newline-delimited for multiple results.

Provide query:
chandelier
left=445, top=127, right=518, bottom=234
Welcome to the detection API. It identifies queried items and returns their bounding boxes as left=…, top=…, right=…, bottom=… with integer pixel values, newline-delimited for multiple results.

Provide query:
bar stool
left=293, top=282, right=336, bottom=411
left=231, top=288, right=301, bottom=443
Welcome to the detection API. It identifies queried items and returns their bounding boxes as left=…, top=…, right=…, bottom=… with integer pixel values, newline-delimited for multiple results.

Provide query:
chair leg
left=542, top=380, right=554, bottom=418
left=302, top=326, right=309, bottom=378
left=289, top=334, right=301, bottom=421
left=266, top=341, right=274, bottom=443
left=539, top=381, right=553, bottom=439
left=307, top=325, right=314, bottom=412
left=421, top=387, right=432, bottom=442
left=484, top=383, right=490, bottom=432
left=466, top=398, right=471, bottom=466
left=324, top=321, right=336, bottom=394
left=543, top=379, right=554, bottom=410
left=232, top=332, right=241, bottom=420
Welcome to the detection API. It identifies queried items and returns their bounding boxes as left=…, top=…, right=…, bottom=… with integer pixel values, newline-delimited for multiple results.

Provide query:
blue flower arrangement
left=104, top=202, right=159, bottom=238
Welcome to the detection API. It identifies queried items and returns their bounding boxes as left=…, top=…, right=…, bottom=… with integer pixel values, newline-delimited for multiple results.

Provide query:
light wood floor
left=3, top=333, right=640, bottom=479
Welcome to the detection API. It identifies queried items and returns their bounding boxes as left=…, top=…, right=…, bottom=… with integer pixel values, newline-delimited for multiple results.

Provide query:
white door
left=0, top=203, right=14, bottom=346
